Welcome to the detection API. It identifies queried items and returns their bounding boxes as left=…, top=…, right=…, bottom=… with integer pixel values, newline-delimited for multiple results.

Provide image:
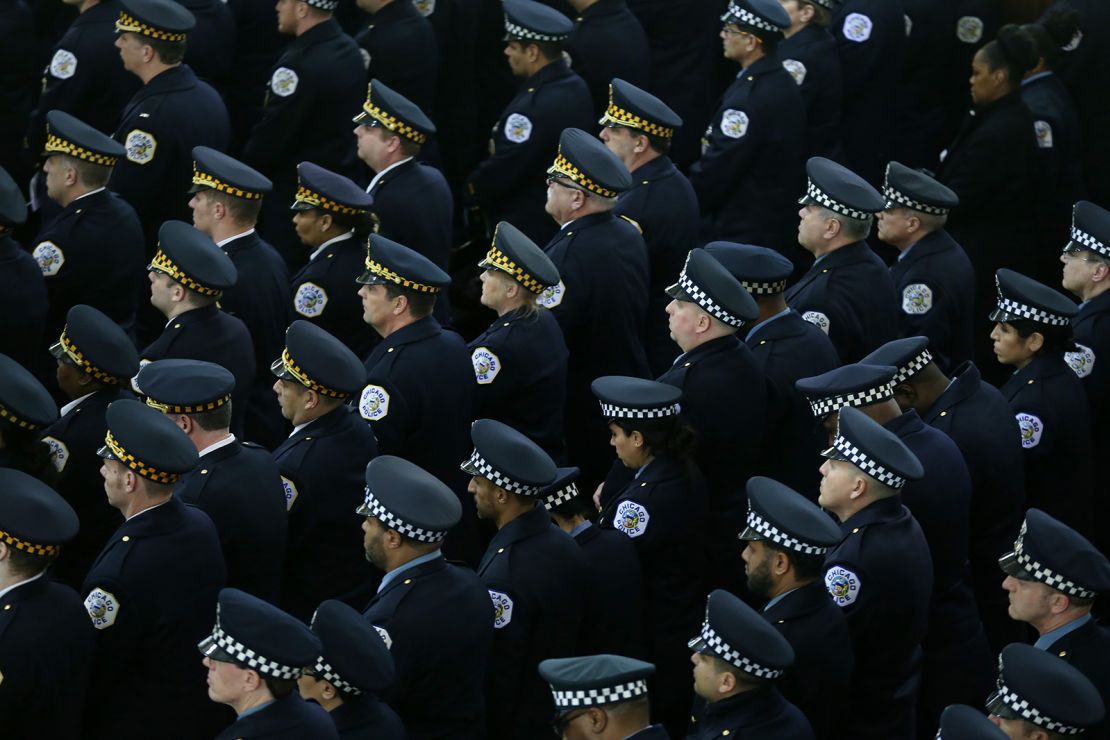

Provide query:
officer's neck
left=1078, top=276, right=1110, bottom=304
left=859, top=399, right=901, bottom=427
left=373, top=310, right=422, bottom=339
left=54, top=183, right=102, bottom=210
left=568, top=0, right=598, bottom=13
left=209, top=218, right=256, bottom=245
left=232, top=686, right=277, bottom=717
left=1033, top=606, right=1091, bottom=638
left=524, top=55, right=560, bottom=79
left=754, top=295, right=787, bottom=324
left=494, top=497, right=537, bottom=530
left=138, top=61, right=180, bottom=87
left=810, top=236, right=856, bottom=260
left=77, top=0, right=101, bottom=12
left=293, top=12, right=331, bottom=37
left=765, top=572, right=812, bottom=600
left=626, top=146, right=662, bottom=175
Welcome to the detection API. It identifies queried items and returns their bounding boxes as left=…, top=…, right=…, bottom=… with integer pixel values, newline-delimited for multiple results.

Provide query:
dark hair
left=753, top=28, right=781, bottom=55
left=610, top=416, right=696, bottom=459
left=0, top=427, right=59, bottom=488
left=383, top=282, right=438, bottom=318
left=7, top=546, right=57, bottom=578
left=763, top=540, right=825, bottom=580
left=800, top=2, right=830, bottom=27
left=206, top=189, right=263, bottom=225
left=147, top=37, right=186, bottom=65
left=644, top=131, right=671, bottom=155
left=547, top=489, right=594, bottom=520
left=1007, top=318, right=1076, bottom=355
left=265, top=676, right=299, bottom=699
left=189, top=402, right=233, bottom=432
left=981, top=25, right=1039, bottom=87
left=1023, top=8, right=1080, bottom=69
left=327, top=210, right=376, bottom=241
left=532, top=40, right=564, bottom=62
left=61, top=154, right=112, bottom=189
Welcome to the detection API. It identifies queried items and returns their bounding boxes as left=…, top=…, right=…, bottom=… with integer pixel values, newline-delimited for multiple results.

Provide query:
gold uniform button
left=1059, top=650, right=1068, bottom=657
left=821, top=269, right=829, bottom=273
left=497, top=547, right=505, bottom=554
left=1027, top=379, right=1035, bottom=385
left=173, top=323, right=182, bottom=329
left=724, top=731, right=731, bottom=736
left=122, top=535, right=131, bottom=542
left=684, top=362, right=692, bottom=367
left=4, top=604, right=10, bottom=610
left=387, top=347, right=395, bottom=353
left=503, top=322, right=510, bottom=327
left=851, top=527, right=860, bottom=534
left=200, top=469, right=209, bottom=475
left=404, top=579, right=412, bottom=585
left=939, top=411, right=947, bottom=417
left=640, top=482, right=647, bottom=487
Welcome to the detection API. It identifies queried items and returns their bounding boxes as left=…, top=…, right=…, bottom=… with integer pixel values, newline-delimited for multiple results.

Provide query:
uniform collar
left=922, top=361, right=979, bottom=420
left=60, top=391, right=97, bottom=417
left=309, top=230, right=355, bottom=262
left=217, top=228, right=256, bottom=248
left=744, top=307, right=791, bottom=342
left=197, top=433, right=236, bottom=458
left=290, top=17, right=342, bottom=50
left=1035, top=613, right=1092, bottom=650
left=838, top=494, right=904, bottom=534
left=378, top=550, right=443, bottom=593
left=368, top=157, right=414, bottom=193
left=0, top=572, right=44, bottom=604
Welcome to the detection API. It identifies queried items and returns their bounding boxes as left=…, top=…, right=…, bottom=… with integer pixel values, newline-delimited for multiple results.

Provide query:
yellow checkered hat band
left=115, top=11, right=187, bottom=42
left=485, top=246, right=545, bottom=294
left=104, top=430, right=179, bottom=484
left=45, top=133, right=118, bottom=167
left=549, top=152, right=619, bottom=199
left=60, top=331, right=119, bottom=385
left=0, top=528, right=59, bottom=557
left=361, top=91, right=427, bottom=145
left=364, top=256, right=441, bottom=294
left=0, top=405, right=36, bottom=430
left=295, top=185, right=364, bottom=216
left=602, top=93, right=674, bottom=139
left=281, top=348, right=346, bottom=398
left=192, top=167, right=263, bottom=200
left=144, top=393, right=231, bottom=415
left=149, top=248, right=222, bottom=297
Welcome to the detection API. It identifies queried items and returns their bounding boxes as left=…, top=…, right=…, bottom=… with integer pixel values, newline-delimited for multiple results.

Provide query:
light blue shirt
left=1021, top=70, right=1054, bottom=87
left=236, top=699, right=275, bottom=721
left=634, top=461, right=652, bottom=479
left=762, top=587, right=801, bottom=613
left=570, top=520, right=592, bottom=538
left=745, top=307, right=791, bottom=342
left=377, top=551, right=442, bottom=594
left=896, top=242, right=917, bottom=262
left=1035, top=613, right=1092, bottom=650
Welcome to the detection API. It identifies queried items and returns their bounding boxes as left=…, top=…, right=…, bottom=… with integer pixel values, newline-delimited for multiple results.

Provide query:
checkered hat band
left=295, top=185, right=365, bottom=216
left=361, top=95, right=428, bottom=145
left=601, top=99, right=674, bottom=140
left=104, top=430, right=179, bottom=485
left=720, top=2, right=780, bottom=32
left=543, top=481, right=579, bottom=509
left=1069, top=225, right=1109, bottom=258
left=281, top=348, right=346, bottom=398
left=832, top=435, right=906, bottom=489
left=599, top=401, right=680, bottom=420
left=45, top=134, right=117, bottom=167
left=678, top=272, right=745, bottom=327
left=304, top=0, right=338, bottom=9
left=881, top=185, right=948, bottom=215
left=463, top=450, right=540, bottom=496
left=149, top=248, right=221, bottom=297
left=549, top=152, right=619, bottom=199
left=807, top=382, right=894, bottom=418
left=700, top=622, right=782, bottom=679
left=60, top=331, right=119, bottom=385
left=115, top=12, right=187, bottom=41
left=0, top=528, right=59, bottom=557
left=0, top=405, right=35, bottom=430
left=363, top=257, right=440, bottom=294
left=361, top=488, right=446, bottom=543
left=806, top=181, right=872, bottom=221
left=995, top=295, right=1070, bottom=326
left=486, top=245, right=546, bottom=294
left=893, top=349, right=933, bottom=384
left=145, top=393, right=230, bottom=416
left=313, top=656, right=362, bottom=696
left=1014, top=539, right=1096, bottom=599
left=740, top=279, right=786, bottom=295
left=997, top=680, right=1082, bottom=735
left=745, top=510, right=829, bottom=555
left=211, top=621, right=304, bottom=680
left=551, top=678, right=649, bottom=708
left=503, top=17, right=568, bottom=42
left=192, top=168, right=263, bottom=200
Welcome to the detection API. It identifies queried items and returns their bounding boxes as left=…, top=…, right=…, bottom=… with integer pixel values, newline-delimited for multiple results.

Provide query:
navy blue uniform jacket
left=332, top=694, right=408, bottom=740
left=355, top=0, right=438, bottom=114
left=1069, top=291, right=1110, bottom=555
left=573, top=522, right=645, bottom=659
left=778, top=24, right=843, bottom=160
left=369, top=158, right=454, bottom=277
left=686, top=687, right=814, bottom=740
left=567, top=0, right=651, bottom=116
left=214, top=693, right=340, bottom=740
left=1046, top=618, right=1110, bottom=740
left=291, top=234, right=380, bottom=359
left=0, top=235, right=47, bottom=368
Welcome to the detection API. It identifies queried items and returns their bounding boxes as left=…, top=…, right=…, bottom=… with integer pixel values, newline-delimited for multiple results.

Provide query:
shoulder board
left=619, top=214, right=643, bottom=234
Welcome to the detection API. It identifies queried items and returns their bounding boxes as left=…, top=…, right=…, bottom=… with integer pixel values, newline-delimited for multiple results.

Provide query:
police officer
left=706, top=241, right=839, bottom=498
left=999, top=509, right=1110, bottom=737
left=83, top=398, right=227, bottom=738
left=0, top=353, right=58, bottom=485
left=33, top=110, right=145, bottom=342
left=290, top=161, right=380, bottom=358
left=539, top=655, right=668, bottom=739
left=0, top=468, right=94, bottom=739
left=141, top=220, right=256, bottom=438
left=175, top=0, right=235, bottom=90
left=137, top=359, right=288, bottom=603
left=469, top=221, right=567, bottom=458
left=690, top=0, right=806, bottom=262
left=986, top=643, right=1104, bottom=738
left=241, top=0, right=364, bottom=264
left=786, top=156, right=898, bottom=362
left=865, top=336, right=1026, bottom=653
left=352, top=0, right=437, bottom=114
left=463, top=0, right=593, bottom=246
left=359, top=455, right=494, bottom=739
left=188, top=146, right=291, bottom=448
left=565, top=0, right=650, bottom=116
left=990, top=268, right=1093, bottom=535
left=541, top=466, right=645, bottom=659
left=937, top=705, right=1009, bottom=740
left=40, top=305, right=139, bottom=587
left=200, top=588, right=339, bottom=739
left=109, top=0, right=230, bottom=243
left=302, top=599, right=406, bottom=739
left=0, top=166, right=46, bottom=368
left=464, top=419, right=587, bottom=738
left=541, top=127, right=650, bottom=487
left=879, top=162, right=976, bottom=372
left=599, top=79, right=699, bottom=374
left=688, top=589, right=813, bottom=739
left=818, top=405, right=931, bottom=740
left=271, top=321, right=378, bottom=621
left=776, top=0, right=843, bottom=160
left=739, top=476, right=853, bottom=740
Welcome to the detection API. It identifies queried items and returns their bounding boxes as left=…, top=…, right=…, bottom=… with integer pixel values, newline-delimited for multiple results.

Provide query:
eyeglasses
left=546, top=175, right=586, bottom=193
left=722, top=25, right=761, bottom=41
left=1061, top=244, right=1097, bottom=262
left=552, top=709, right=592, bottom=734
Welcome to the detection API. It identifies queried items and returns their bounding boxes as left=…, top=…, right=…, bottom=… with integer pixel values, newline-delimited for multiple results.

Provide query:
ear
left=170, top=282, right=187, bottom=303
left=824, top=217, right=842, bottom=240
left=586, top=707, right=608, bottom=732
left=905, top=214, right=922, bottom=234
left=892, top=382, right=917, bottom=409
left=633, top=133, right=650, bottom=154
left=1026, top=331, right=1045, bottom=354
left=319, top=213, right=334, bottom=231
left=629, top=430, right=645, bottom=449
left=303, top=388, right=321, bottom=411
left=211, top=199, right=227, bottom=221
left=849, top=474, right=867, bottom=501
left=320, top=679, right=338, bottom=701
left=124, top=469, right=140, bottom=493
left=392, top=292, right=410, bottom=316
left=718, top=669, right=737, bottom=695
left=176, top=414, right=193, bottom=435
left=772, top=548, right=791, bottom=576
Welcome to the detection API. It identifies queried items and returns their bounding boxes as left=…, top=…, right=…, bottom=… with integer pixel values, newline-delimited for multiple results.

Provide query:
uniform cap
left=272, top=320, right=366, bottom=398
left=44, top=110, right=125, bottom=167
left=1066, top=200, right=1110, bottom=259
left=0, top=354, right=57, bottom=431
left=0, top=166, right=26, bottom=226
left=665, top=248, right=759, bottom=328
left=354, top=79, right=436, bottom=145
left=882, top=162, right=959, bottom=215
left=990, top=269, right=1077, bottom=326
left=703, top=242, right=793, bottom=295
left=199, top=588, right=321, bottom=680
left=292, top=162, right=373, bottom=215
left=689, top=589, right=794, bottom=678
left=795, top=363, right=897, bottom=419
left=190, top=147, right=272, bottom=200
left=986, top=643, right=1104, bottom=734
left=136, top=359, right=234, bottom=415
left=860, top=336, right=934, bottom=385
left=592, top=376, right=682, bottom=421
left=798, top=157, right=885, bottom=220
left=599, top=79, right=682, bottom=139
left=936, top=705, right=1008, bottom=740
left=547, top=128, right=633, bottom=199
left=357, top=234, right=451, bottom=293
left=50, top=304, right=139, bottom=384
left=309, top=600, right=395, bottom=695
left=116, top=0, right=195, bottom=42
left=148, top=220, right=237, bottom=295
left=479, top=221, right=560, bottom=294
left=820, top=405, right=923, bottom=490
left=539, top=654, right=655, bottom=712
left=998, top=508, right=1110, bottom=599
left=503, top=0, right=574, bottom=42
left=98, top=399, right=198, bottom=484
left=540, top=466, right=581, bottom=510
left=0, top=468, right=79, bottom=557
left=720, top=0, right=790, bottom=32
left=740, top=477, right=842, bottom=555
left=460, top=419, right=558, bottom=497
left=357, top=455, right=462, bottom=542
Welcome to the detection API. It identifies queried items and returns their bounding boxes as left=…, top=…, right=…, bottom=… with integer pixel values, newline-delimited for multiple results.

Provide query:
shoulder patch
left=293, top=281, right=328, bottom=318
left=956, top=15, right=983, bottom=44
left=504, top=113, right=533, bottom=144
left=270, top=66, right=299, bottom=97
left=782, top=58, right=807, bottom=85
left=413, top=0, right=434, bottom=15
left=842, top=13, right=873, bottom=42
left=32, top=241, right=65, bottom=277
left=280, top=476, right=299, bottom=511
left=359, top=384, right=390, bottom=421
left=1063, top=29, right=1082, bottom=52
left=901, top=283, right=933, bottom=314
left=373, top=625, right=393, bottom=649
left=50, top=49, right=78, bottom=80
left=42, top=436, right=70, bottom=473
left=85, top=587, right=120, bottom=629
left=825, top=565, right=860, bottom=607
left=471, top=346, right=501, bottom=385
left=1016, top=412, right=1043, bottom=449
left=619, top=214, right=643, bottom=234
left=538, top=279, right=565, bottom=309
left=801, top=310, right=830, bottom=334
left=1065, top=343, right=1095, bottom=378
left=489, top=589, right=514, bottom=629
left=1034, top=120, right=1054, bottom=149
left=720, top=109, right=749, bottom=139
left=904, top=14, right=912, bottom=37
left=359, top=48, right=371, bottom=71
left=124, top=129, right=156, bottom=164
left=613, top=500, right=650, bottom=539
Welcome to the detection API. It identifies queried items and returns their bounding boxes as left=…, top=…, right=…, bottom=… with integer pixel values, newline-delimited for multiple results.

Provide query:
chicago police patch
left=720, top=109, right=749, bottom=139
left=1063, top=29, right=1082, bottom=52
left=613, top=500, right=650, bottom=539
left=471, top=347, right=501, bottom=384
left=802, top=310, right=830, bottom=334
left=359, top=48, right=371, bottom=71
left=842, top=13, right=873, bottom=42
left=50, top=49, right=78, bottom=80
left=42, top=436, right=70, bottom=473
left=124, top=129, right=156, bottom=164
left=280, top=476, right=298, bottom=511
left=901, top=283, right=933, bottom=315
left=374, top=625, right=393, bottom=649
left=1034, top=120, right=1054, bottom=149
left=32, top=241, right=65, bottom=277
left=1065, top=343, right=1095, bottom=378
left=413, top=0, right=434, bottom=15
left=360, top=384, right=391, bottom=421
left=270, top=67, right=299, bottom=97
left=489, top=589, right=514, bottom=629
left=956, top=15, right=983, bottom=43
left=85, top=587, right=120, bottom=629
left=294, top=282, right=328, bottom=318
left=825, top=565, right=860, bottom=607
left=1015, top=412, right=1043, bottom=449
left=538, top=279, right=565, bottom=309
left=504, top=113, right=533, bottom=144
left=782, top=59, right=807, bottom=85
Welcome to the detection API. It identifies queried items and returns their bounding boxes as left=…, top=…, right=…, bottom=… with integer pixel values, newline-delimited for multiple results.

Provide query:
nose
left=818, top=459, right=830, bottom=477
left=272, top=379, right=282, bottom=395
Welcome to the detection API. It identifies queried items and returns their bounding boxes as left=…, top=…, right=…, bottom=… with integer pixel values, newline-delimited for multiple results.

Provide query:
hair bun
left=995, top=24, right=1039, bottom=75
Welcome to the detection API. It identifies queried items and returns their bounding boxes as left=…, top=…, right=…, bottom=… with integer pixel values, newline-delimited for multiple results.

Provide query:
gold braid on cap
left=485, top=243, right=546, bottom=295
left=145, top=393, right=231, bottom=415
left=44, top=133, right=118, bottom=166
left=600, top=85, right=675, bottom=139
left=115, top=11, right=187, bottom=42
left=59, top=331, right=120, bottom=385
left=103, top=430, right=180, bottom=484
left=192, top=166, right=263, bottom=200
left=358, top=83, right=428, bottom=144
left=149, top=248, right=222, bottom=297
left=0, top=528, right=60, bottom=557
left=0, top=405, right=37, bottom=430
left=548, top=152, right=619, bottom=199
left=364, top=254, right=441, bottom=294
left=294, top=185, right=365, bottom=216
left=280, top=348, right=347, bottom=398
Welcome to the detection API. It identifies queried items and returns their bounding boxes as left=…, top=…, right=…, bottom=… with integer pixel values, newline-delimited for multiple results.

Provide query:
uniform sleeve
left=483, top=583, right=536, bottom=739
left=545, top=246, right=591, bottom=333
left=108, top=118, right=178, bottom=220
left=833, top=11, right=885, bottom=107
left=28, top=48, right=97, bottom=153
left=463, top=101, right=553, bottom=207
left=241, top=62, right=315, bottom=173
left=688, top=104, right=760, bottom=214
left=359, top=377, right=415, bottom=456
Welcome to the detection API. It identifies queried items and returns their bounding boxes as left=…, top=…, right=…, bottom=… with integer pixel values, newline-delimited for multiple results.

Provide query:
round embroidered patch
left=412, top=0, right=435, bottom=16
left=32, top=241, right=65, bottom=277
left=843, top=13, right=873, bottom=42
left=280, top=476, right=299, bottom=511
left=85, top=587, right=120, bottom=629
left=489, top=589, right=514, bottom=629
left=782, top=59, right=807, bottom=85
left=613, top=500, right=650, bottom=539
left=359, top=384, right=391, bottom=421
left=359, top=47, right=371, bottom=71
left=124, top=129, right=157, bottom=164
left=802, top=310, right=830, bottom=334
left=50, top=49, right=78, bottom=80
left=1015, top=412, right=1043, bottom=449
left=504, top=113, right=533, bottom=144
left=904, top=14, right=912, bottom=37
left=1064, top=343, right=1095, bottom=379
left=294, top=282, right=328, bottom=318
left=374, top=625, right=393, bottom=649
left=538, top=279, right=565, bottom=309
left=270, top=66, right=300, bottom=97
left=42, top=435, right=70, bottom=473
left=956, top=15, right=983, bottom=43
left=1063, top=29, right=1082, bottom=52
left=1034, top=120, right=1054, bottom=149
left=901, top=283, right=933, bottom=315
left=720, top=109, right=749, bottom=139
left=825, top=565, right=860, bottom=607
left=471, top=346, right=501, bottom=385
